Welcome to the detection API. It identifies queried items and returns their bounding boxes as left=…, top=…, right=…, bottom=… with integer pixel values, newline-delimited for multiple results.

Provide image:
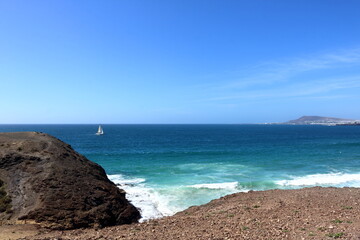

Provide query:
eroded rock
left=0, top=132, right=140, bottom=229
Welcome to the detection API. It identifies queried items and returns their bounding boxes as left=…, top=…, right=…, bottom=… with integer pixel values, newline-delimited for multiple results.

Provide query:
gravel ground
left=20, top=187, right=360, bottom=240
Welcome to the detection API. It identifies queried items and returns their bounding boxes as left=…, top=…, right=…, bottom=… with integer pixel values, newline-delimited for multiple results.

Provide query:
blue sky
left=1, top=0, right=360, bottom=123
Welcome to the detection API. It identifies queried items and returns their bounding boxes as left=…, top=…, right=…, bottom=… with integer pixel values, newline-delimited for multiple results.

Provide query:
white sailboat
left=96, top=125, right=104, bottom=135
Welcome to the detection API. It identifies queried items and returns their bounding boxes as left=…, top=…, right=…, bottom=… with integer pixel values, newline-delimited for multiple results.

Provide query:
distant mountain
left=285, top=116, right=356, bottom=125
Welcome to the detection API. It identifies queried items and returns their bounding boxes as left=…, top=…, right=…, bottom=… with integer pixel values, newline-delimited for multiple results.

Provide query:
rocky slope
left=26, top=187, right=360, bottom=240
left=0, top=132, right=140, bottom=230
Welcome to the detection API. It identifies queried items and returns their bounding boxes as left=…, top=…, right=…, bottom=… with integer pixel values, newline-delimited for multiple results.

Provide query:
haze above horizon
left=1, top=0, right=360, bottom=124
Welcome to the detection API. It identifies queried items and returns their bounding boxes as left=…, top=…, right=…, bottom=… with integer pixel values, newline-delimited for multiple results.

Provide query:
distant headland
left=267, top=116, right=360, bottom=126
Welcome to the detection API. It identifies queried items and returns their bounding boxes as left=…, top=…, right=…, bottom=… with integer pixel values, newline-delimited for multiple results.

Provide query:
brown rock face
left=0, top=132, right=140, bottom=229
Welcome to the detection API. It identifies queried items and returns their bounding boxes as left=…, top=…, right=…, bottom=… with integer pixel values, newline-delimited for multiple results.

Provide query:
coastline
left=13, top=186, right=360, bottom=240
left=109, top=171, right=360, bottom=222
left=1, top=126, right=360, bottom=239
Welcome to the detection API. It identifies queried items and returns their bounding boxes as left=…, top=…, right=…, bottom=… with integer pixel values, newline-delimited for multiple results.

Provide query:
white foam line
left=108, top=174, right=169, bottom=221
left=189, top=181, right=239, bottom=190
left=276, top=172, right=360, bottom=186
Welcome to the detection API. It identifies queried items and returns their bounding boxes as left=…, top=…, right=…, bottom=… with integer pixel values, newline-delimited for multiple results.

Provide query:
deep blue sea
left=1, top=124, right=360, bottom=220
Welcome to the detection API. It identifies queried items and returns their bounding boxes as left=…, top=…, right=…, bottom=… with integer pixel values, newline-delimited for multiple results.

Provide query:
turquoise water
left=1, top=124, right=360, bottom=220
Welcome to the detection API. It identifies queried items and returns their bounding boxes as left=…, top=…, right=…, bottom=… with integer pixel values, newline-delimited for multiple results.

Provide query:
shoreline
left=4, top=186, right=360, bottom=240
left=109, top=171, right=360, bottom=223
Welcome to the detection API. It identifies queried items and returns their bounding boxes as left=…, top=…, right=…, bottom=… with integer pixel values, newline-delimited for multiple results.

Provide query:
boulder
left=0, top=132, right=140, bottom=229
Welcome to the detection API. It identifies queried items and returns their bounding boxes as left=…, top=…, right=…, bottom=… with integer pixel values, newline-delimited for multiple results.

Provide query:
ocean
left=1, top=124, right=360, bottom=221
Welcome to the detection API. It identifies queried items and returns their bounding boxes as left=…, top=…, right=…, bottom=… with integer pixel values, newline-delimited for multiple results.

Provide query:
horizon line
left=0, top=123, right=266, bottom=125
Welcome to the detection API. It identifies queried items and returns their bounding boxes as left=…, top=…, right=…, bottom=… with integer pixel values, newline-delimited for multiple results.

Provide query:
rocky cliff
left=0, top=132, right=140, bottom=229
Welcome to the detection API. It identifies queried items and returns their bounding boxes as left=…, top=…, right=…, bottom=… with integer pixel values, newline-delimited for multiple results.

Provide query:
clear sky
left=1, top=0, right=360, bottom=123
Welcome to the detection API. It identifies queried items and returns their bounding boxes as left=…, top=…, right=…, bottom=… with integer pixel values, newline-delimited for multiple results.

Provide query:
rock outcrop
left=0, top=132, right=140, bottom=229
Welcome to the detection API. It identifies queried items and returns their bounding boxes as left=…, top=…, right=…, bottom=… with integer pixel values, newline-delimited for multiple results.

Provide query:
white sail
left=96, top=125, right=104, bottom=135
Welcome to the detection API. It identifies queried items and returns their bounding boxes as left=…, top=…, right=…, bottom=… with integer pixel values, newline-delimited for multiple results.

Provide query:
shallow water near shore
left=1, top=124, right=360, bottom=220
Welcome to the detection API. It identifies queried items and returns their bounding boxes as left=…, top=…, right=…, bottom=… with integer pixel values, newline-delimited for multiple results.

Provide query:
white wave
left=276, top=172, right=360, bottom=187
left=108, top=174, right=173, bottom=221
left=189, top=181, right=239, bottom=190
left=108, top=175, right=146, bottom=185
left=108, top=175, right=249, bottom=222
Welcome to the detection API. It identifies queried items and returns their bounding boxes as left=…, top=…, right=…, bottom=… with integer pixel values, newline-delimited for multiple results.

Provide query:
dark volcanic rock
left=0, top=132, right=140, bottom=229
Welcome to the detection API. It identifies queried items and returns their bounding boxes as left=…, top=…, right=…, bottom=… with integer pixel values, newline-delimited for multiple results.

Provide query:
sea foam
left=189, top=181, right=239, bottom=190
left=276, top=172, right=360, bottom=187
left=108, top=175, right=244, bottom=221
left=108, top=174, right=174, bottom=221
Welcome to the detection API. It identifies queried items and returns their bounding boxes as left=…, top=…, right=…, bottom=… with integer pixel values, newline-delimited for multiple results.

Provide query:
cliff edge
left=0, top=132, right=140, bottom=230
